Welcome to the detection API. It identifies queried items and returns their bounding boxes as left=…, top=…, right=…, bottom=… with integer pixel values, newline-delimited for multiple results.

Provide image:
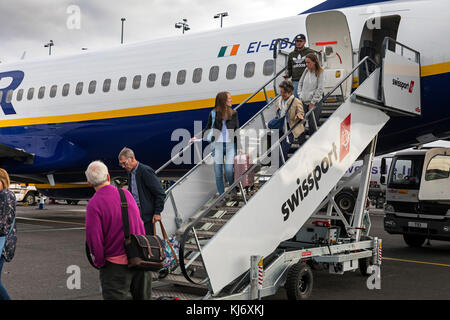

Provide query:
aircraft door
left=306, top=11, right=353, bottom=99
left=273, top=40, right=291, bottom=96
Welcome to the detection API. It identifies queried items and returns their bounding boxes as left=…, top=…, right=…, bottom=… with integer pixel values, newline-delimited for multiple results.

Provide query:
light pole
left=214, top=12, right=228, bottom=28
left=175, top=19, right=190, bottom=34
left=44, top=40, right=54, bottom=56
left=121, top=18, right=126, bottom=44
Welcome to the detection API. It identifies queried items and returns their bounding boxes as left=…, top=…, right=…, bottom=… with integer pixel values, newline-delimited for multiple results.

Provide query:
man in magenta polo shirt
left=85, top=161, right=152, bottom=300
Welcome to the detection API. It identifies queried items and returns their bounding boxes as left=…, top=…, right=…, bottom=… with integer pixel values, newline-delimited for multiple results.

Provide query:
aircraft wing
left=0, top=144, right=34, bottom=164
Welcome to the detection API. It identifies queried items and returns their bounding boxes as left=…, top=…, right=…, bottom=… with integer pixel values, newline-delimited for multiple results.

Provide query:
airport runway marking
left=384, top=257, right=450, bottom=268
left=19, top=227, right=86, bottom=233
left=16, top=216, right=85, bottom=226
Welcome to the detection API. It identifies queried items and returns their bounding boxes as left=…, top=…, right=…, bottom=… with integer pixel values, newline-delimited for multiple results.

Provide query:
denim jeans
left=0, top=256, right=10, bottom=300
left=280, top=132, right=294, bottom=166
left=293, top=81, right=299, bottom=99
left=212, top=142, right=236, bottom=195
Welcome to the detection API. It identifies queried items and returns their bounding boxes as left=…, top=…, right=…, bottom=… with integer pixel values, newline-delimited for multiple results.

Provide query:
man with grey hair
left=85, top=160, right=152, bottom=300
left=118, top=147, right=165, bottom=235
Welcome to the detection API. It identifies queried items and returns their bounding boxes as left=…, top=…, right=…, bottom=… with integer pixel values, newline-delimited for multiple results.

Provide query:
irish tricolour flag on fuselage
left=218, top=44, right=240, bottom=57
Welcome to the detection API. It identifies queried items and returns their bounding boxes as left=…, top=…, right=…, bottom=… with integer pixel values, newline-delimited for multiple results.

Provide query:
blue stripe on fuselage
left=302, top=0, right=397, bottom=14
left=377, top=71, right=450, bottom=154
left=0, top=101, right=264, bottom=175
left=1, top=70, right=449, bottom=177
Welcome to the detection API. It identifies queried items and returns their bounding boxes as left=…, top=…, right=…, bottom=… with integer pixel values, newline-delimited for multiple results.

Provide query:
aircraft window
left=16, top=89, right=24, bottom=101
left=226, top=64, right=237, bottom=80
left=76, top=82, right=84, bottom=95
left=133, top=75, right=141, bottom=89
left=103, top=79, right=111, bottom=92
left=193, top=68, right=202, bottom=84
left=27, top=88, right=34, bottom=100
left=162, top=72, right=171, bottom=87
left=263, top=59, right=275, bottom=76
left=244, top=62, right=255, bottom=78
left=177, top=70, right=186, bottom=85
left=62, top=84, right=70, bottom=97
left=6, top=90, right=13, bottom=103
left=118, top=77, right=127, bottom=91
left=50, top=85, right=57, bottom=98
left=88, top=81, right=97, bottom=94
left=38, top=86, right=45, bottom=99
left=147, top=74, right=156, bottom=88
left=209, top=66, right=219, bottom=81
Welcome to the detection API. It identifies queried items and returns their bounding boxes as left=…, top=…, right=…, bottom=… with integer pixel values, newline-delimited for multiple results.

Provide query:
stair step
left=155, top=273, right=208, bottom=289
left=183, top=243, right=201, bottom=251
left=190, top=217, right=229, bottom=225
left=213, top=206, right=240, bottom=213
left=188, top=259, right=206, bottom=269
left=193, top=230, right=217, bottom=238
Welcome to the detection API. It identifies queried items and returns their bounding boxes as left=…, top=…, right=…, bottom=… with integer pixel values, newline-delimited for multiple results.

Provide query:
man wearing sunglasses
left=285, top=34, right=315, bottom=98
left=118, top=147, right=165, bottom=235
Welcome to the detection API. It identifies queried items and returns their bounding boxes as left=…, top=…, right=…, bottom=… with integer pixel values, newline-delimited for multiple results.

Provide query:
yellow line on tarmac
left=383, top=257, right=450, bottom=268
left=17, top=217, right=85, bottom=227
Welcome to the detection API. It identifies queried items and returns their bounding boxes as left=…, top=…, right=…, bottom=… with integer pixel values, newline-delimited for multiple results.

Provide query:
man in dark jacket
left=118, top=147, right=166, bottom=235
left=285, top=34, right=315, bottom=98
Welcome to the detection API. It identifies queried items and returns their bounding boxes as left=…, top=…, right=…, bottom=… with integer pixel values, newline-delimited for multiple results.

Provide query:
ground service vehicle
left=10, top=183, right=39, bottom=205
left=383, top=148, right=450, bottom=247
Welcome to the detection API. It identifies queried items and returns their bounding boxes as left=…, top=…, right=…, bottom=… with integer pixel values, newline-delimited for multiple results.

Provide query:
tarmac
left=2, top=202, right=450, bottom=300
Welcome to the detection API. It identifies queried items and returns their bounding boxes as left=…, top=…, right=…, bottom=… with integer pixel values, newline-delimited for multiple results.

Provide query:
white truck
left=382, top=147, right=450, bottom=247
left=10, top=184, right=40, bottom=205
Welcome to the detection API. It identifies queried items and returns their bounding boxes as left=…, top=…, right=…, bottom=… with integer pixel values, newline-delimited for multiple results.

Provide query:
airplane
left=0, top=0, right=449, bottom=200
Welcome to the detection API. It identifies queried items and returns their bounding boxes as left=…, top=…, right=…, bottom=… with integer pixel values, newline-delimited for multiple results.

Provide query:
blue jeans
left=280, top=132, right=294, bottom=166
left=212, top=142, right=236, bottom=195
left=0, top=256, right=10, bottom=300
left=293, top=81, right=299, bottom=99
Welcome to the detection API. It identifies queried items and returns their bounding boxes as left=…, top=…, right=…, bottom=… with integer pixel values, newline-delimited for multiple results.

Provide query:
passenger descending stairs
left=153, top=39, right=421, bottom=299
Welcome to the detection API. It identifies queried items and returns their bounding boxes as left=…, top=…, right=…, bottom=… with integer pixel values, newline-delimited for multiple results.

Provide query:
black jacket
left=204, top=109, right=239, bottom=143
left=128, top=163, right=166, bottom=224
left=287, top=47, right=316, bottom=81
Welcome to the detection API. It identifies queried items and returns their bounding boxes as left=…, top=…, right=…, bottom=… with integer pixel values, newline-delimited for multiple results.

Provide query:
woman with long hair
left=297, top=53, right=324, bottom=132
left=274, top=80, right=305, bottom=164
left=204, top=92, right=239, bottom=195
left=0, top=169, right=17, bottom=300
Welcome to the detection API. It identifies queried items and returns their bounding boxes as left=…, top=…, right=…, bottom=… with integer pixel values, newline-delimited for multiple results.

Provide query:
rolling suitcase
left=234, top=153, right=254, bottom=188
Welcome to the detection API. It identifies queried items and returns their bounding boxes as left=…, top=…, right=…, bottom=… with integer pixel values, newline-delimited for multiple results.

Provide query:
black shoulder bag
left=118, top=188, right=166, bottom=271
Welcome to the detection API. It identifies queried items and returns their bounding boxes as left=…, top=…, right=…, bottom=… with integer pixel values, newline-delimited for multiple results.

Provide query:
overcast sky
left=0, top=0, right=324, bottom=63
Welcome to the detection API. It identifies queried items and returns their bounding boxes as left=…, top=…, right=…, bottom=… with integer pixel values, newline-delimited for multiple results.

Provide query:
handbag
left=206, top=110, right=216, bottom=143
left=118, top=187, right=166, bottom=271
left=268, top=98, right=295, bottom=131
left=157, top=222, right=179, bottom=270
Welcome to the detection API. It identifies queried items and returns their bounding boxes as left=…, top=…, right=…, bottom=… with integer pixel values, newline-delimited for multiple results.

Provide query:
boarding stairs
left=152, top=37, right=421, bottom=299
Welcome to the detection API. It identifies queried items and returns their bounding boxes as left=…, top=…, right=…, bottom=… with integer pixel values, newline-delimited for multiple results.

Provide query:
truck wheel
left=24, top=193, right=36, bottom=206
left=403, top=234, right=426, bottom=248
left=335, top=191, right=356, bottom=213
left=359, top=257, right=372, bottom=276
left=285, top=263, right=313, bottom=300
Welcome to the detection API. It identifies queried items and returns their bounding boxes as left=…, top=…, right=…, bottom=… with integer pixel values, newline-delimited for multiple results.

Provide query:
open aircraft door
left=306, top=11, right=353, bottom=99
